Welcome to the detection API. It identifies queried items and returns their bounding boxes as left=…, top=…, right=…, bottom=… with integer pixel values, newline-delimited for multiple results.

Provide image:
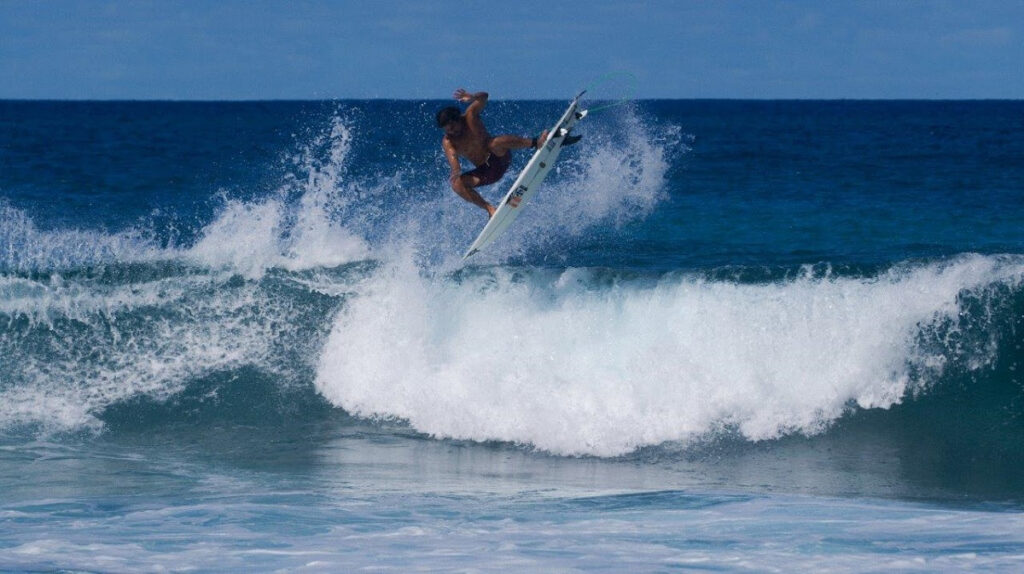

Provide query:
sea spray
left=189, top=112, right=370, bottom=277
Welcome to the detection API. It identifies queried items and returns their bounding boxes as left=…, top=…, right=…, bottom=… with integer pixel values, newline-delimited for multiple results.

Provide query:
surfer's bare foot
left=534, top=130, right=549, bottom=148
left=485, top=204, right=497, bottom=218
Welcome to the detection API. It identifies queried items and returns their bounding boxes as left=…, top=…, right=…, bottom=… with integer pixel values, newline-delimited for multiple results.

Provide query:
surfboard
left=462, top=92, right=588, bottom=259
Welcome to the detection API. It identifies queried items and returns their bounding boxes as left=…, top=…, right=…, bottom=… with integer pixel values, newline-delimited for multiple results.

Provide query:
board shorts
left=464, top=151, right=511, bottom=186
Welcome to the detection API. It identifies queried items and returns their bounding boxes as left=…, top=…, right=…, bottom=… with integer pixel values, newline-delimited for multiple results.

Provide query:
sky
left=1, top=0, right=1022, bottom=100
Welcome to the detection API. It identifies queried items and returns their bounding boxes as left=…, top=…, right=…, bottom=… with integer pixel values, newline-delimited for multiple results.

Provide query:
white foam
left=187, top=198, right=286, bottom=277
left=315, top=254, right=1024, bottom=456
left=0, top=201, right=166, bottom=272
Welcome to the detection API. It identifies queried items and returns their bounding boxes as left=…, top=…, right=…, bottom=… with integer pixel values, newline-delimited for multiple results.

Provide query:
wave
left=3, top=104, right=1021, bottom=467
left=315, top=254, right=1024, bottom=456
left=2, top=249, right=1022, bottom=459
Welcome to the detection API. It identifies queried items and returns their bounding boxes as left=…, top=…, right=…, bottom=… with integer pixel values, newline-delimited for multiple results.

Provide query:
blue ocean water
left=1, top=98, right=1023, bottom=571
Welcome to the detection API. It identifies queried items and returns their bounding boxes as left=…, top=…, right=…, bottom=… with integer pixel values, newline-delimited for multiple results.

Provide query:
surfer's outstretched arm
left=455, top=89, right=488, bottom=133
left=454, top=88, right=487, bottom=108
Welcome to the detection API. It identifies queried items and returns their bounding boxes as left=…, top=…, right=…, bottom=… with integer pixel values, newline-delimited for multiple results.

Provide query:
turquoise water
left=1, top=99, right=1023, bottom=571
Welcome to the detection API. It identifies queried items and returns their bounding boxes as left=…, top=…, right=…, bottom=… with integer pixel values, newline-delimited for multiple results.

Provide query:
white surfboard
left=463, top=92, right=588, bottom=259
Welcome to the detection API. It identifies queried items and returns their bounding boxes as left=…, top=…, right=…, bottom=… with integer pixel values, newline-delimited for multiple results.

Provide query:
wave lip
left=315, top=254, right=1024, bottom=457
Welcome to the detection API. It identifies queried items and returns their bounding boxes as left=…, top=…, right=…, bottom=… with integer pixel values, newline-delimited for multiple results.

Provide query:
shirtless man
left=437, top=88, right=548, bottom=217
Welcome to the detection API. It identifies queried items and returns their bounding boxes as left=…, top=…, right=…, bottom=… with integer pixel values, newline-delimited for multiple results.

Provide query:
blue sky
left=2, top=0, right=1022, bottom=99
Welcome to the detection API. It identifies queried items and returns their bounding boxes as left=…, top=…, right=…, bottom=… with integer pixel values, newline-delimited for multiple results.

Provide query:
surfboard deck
left=462, top=92, right=588, bottom=259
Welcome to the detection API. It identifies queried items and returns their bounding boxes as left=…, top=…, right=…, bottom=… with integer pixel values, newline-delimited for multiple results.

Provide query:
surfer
left=437, top=88, right=548, bottom=217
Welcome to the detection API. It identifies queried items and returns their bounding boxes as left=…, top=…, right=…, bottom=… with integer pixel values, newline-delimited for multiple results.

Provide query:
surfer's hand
left=454, top=88, right=472, bottom=102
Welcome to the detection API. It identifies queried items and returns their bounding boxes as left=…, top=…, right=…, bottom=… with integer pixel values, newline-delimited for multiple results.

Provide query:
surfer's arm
left=454, top=88, right=487, bottom=107
left=442, top=137, right=462, bottom=183
left=455, top=89, right=488, bottom=130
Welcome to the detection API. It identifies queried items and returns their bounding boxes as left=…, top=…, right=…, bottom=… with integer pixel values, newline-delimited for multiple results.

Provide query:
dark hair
left=436, top=106, right=462, bottom=128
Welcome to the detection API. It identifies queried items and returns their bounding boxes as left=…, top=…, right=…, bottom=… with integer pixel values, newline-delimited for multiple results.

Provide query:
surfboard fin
left=563, top=134, right=582, bottom=147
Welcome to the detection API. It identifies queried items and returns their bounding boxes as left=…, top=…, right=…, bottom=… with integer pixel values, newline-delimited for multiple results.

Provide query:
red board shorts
left=464, top=152, right=511, bottom=186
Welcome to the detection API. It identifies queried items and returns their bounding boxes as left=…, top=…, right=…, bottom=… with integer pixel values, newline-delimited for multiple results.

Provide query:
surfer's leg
left=489, top=131, right=548, bottom=155
left=452, top=174, right=497, bottom=217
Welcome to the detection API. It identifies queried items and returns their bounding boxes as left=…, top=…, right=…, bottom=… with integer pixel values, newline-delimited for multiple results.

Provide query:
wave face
left=1, top=101, right=1023, bottom=478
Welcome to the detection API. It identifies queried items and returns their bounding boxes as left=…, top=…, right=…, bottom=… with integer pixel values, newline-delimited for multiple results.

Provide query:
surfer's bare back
left=437, top=88, right=547, bottom=217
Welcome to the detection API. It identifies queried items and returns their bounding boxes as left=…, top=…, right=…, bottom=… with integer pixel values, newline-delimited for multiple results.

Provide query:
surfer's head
left=436, top=106, right=464, bottom=136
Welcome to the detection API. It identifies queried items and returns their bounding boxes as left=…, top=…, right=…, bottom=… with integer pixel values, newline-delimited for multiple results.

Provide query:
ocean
left=1, top=98, right=1023, bottom=571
